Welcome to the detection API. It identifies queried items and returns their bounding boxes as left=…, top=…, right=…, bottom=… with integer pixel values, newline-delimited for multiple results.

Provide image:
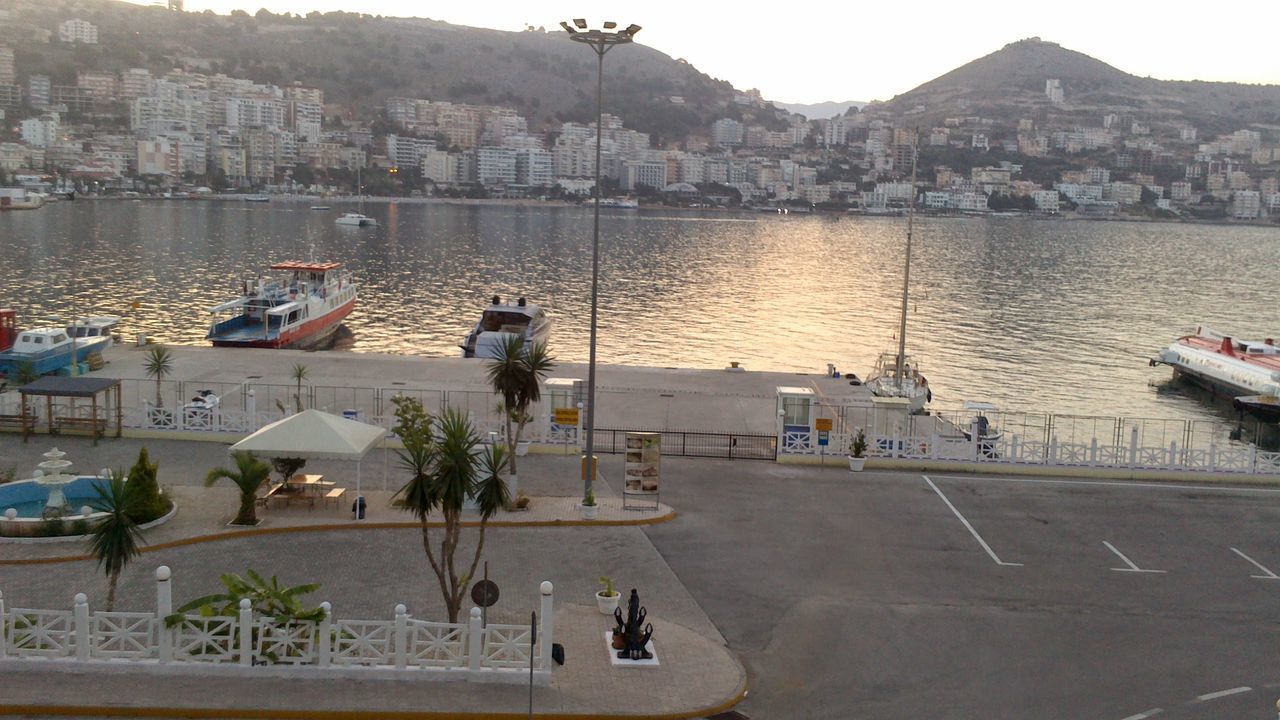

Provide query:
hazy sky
left=158, top=0, right=1280, bottom=104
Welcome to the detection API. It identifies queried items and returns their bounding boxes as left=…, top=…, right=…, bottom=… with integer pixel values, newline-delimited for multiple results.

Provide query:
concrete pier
left=95, top=344, right=874, bottom=434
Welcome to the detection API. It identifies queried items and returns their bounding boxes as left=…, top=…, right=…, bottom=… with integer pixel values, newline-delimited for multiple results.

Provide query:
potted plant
left=597, top=575, right=620, bottom=615
left=847, top=428, right=867, bottom=472
left=580, top=486, right=598, bottom=520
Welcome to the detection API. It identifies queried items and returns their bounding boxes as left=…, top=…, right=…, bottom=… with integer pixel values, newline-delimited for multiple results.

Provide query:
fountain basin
left=0, top=477, right=176, bottom=540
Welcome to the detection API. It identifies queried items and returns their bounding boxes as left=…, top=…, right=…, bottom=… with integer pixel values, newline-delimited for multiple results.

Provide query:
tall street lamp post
left=560, top=18, right=641, bottom=504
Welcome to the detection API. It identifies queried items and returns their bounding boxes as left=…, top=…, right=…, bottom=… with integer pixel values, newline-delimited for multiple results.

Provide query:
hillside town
left=1, top=21, right=1279, bottom=221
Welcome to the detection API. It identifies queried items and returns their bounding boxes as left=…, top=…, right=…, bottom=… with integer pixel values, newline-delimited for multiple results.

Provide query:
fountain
left=36, top=447, right=75, bottom=519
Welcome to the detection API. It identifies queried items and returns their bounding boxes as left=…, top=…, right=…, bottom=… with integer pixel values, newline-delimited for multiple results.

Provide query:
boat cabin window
left=481, top=311, right=532, bottom=332
left=52, top=333, right=67, bottom=343
left=20, top=334, right=30, bottom=343
left=287, top=310, right=298, bottom=325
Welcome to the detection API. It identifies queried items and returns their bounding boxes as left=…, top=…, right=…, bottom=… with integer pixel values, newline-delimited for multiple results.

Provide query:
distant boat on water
left=244, top=194, right=270, bottom=203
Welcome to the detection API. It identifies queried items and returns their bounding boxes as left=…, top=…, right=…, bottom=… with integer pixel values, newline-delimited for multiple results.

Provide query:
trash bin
left=352, top=495, right=366, bottom=520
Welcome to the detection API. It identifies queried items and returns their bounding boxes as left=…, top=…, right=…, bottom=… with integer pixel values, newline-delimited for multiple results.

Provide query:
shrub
left=125, top=448, right=169, bottom=523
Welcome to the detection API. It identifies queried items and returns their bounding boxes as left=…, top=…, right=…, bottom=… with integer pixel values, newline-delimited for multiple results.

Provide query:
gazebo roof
left=230, top=409, right=386, bottom=461
left=19, top=376, right=121, bottom=398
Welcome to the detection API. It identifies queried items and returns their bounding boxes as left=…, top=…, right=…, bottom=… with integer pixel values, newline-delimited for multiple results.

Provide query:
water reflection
left=2, top=201, right=1278, bottom=424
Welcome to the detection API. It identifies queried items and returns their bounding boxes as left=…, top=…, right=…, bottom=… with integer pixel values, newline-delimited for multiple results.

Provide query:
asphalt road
left=619, top=461, right=1280, bottom=720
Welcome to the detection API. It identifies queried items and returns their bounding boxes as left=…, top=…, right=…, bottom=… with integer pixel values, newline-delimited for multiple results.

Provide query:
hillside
left=873, top=38, right=1280, bottom=134
left=773, top=100, right=868, bottom=120
left=0, top=0, right=787, bottom=142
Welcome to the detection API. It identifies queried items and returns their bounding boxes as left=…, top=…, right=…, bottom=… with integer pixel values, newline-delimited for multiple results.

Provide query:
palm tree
left=290, top=363, right=308, bottom=414
left=392, top=400, right=509, bottom=623
left=87, top=473, right=145, bottom=611
left=143, top=345, right=174, bottom=408
left=485, top=336, right=554, bottom=478
left=204, top=451, right=272, bottom=526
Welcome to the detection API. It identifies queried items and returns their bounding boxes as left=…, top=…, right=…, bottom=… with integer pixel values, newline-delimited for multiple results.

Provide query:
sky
left=157, top=0, right=1280, bottom=104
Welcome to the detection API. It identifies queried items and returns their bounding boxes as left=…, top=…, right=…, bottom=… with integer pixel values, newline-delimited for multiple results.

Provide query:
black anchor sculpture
left=612, top=588, right=654, bottom=660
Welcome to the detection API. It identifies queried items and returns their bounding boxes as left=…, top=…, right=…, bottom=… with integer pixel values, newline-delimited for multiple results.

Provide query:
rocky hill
left=872, top=38, right=1280, bottom=134
left=0, top=0, right=788, bottom=142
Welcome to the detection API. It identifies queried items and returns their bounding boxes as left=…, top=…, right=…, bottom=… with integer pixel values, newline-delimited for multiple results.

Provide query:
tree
left=392, top=399, right=509, bottom=623
left=485, top=336, right=554, bottom=480
left=143, top=345, right=174, bottom=408
left=204, top=451, right=272, bottom=526
left=291, top=363, right=308, bottom=413
left=87, top=473, right=144, bottom=611
left=124, top=447, right=168, bottom=523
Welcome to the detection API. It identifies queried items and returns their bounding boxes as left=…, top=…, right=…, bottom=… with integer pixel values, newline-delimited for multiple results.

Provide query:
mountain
left=873, top=37, right=1280, bottom=133
left=772, top=100, right=868, bottom=119
left=0, top=0, right=790, bottom=142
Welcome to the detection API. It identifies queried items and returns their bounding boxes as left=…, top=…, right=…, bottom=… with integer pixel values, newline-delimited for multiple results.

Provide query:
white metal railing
left=780, top=427, right=1280, bottom=476
left=0, top=569, right=554, bottom=682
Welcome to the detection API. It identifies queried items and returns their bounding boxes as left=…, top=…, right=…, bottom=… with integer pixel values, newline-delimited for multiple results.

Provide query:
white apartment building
left=1085, top=166, right=1110, bottom=184
left=1170, top=181, right=1193, bottom=202
left=953, top=192, right=989, bottom=211
left=477, top=146, right=517, bottom=186
left=622, top=159, right=666, bottom=191
left=288, top=100, right=322, bottom=142
left=77, top=71, right=118, bottom=101
left=20, top=115, right=59, bottom=148
left=226, top=96, right=286, bottom=131
left=924, top=191, right=950, bottom=209
left=58, top=19, right=98, bottom=44
left=1105, top=182, right=1142, bottom=204
left=514, top=148, right=552, bottom=187
left=824, top=117, right=847, bottom=147
left=28, top=75, right=50, bottom=109
left=876, top=182, right=915, bottom=202
left=971, top=133, right=988, bottom=150
left=678, top=155, right=705, bottom=185
left=1232, top=190, right=1261, bottom=219
left=703, top=158, right=729, bottom=185
left=421, top=148, right=453, bottom=183
left=385, top=134, right=431, bottom=168
left=1032, top=190, right=1060, bottom=212
left=1045, top=79, right=1064, bottom=105
left=711, top=118, right=744, bottom=147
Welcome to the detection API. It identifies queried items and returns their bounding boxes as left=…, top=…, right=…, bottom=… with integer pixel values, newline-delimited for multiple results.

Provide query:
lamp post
left=561, top=18, right=641, bottom=504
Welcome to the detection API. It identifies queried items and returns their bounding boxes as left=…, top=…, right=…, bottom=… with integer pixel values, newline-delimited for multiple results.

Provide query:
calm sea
left=4, top=200, right=1279, bottom=425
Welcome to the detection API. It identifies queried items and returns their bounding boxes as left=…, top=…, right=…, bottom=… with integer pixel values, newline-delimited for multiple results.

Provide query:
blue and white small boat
left=0, top=326, right=111, bottom=376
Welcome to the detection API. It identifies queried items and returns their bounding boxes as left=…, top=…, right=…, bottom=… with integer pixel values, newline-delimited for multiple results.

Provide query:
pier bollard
left=238, top=599, right=253, bottom=666
left=468, top=607, right=484, bottom=672
left=393, top=604, right=408, bottom=669
left=539, top=581, right=554, bottom=671
left=318, top=602, right=331, bottom=667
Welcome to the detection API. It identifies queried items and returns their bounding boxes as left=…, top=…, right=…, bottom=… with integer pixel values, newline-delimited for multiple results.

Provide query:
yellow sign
left=554, top=408, right=580, bottom=425
left=815, top=418, right=833, bottom=431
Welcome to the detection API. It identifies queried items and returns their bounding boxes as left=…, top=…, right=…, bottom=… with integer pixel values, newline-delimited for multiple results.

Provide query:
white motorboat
left=336, top=212, right=377, bottom=227
left=461, top=296, right=551, bottom=359
left=66, top=316, right=121, bottom=343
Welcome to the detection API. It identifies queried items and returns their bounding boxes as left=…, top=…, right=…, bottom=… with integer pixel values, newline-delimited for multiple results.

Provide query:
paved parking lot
left=626, top=463, right=1280, bottom=720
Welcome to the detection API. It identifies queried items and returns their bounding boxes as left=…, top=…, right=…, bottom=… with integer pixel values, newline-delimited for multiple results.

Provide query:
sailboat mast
left=894, top=132, right=919, bottom=387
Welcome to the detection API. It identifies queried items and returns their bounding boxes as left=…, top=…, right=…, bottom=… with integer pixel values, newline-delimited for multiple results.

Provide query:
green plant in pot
left=848, top=428, right=867, bottom=472
left=580, top=485, right=598, bottom=520
left=598, top=575, right=620, bottom=616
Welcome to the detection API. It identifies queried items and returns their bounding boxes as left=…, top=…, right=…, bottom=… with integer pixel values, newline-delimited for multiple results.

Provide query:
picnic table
left=260, top=475, right=340, bottom=510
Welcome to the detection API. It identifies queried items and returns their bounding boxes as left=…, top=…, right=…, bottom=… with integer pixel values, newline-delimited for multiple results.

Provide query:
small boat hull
left=210, top=299, right=355, bottom=349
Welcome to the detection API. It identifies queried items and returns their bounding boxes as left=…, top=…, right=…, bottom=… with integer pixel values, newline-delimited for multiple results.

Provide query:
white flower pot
left=515, top=442, right=531, bottom=457
left=580, top=503, right=598, bottom=520
left=847, top=456, right=866, bottom=472
left=596, top=591, right=619, bottom=615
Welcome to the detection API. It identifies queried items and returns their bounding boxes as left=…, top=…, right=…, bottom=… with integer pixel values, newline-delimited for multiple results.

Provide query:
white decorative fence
left=781, top=424, right=1280, bottom=476
left=0, top=567, right=554, bottom=683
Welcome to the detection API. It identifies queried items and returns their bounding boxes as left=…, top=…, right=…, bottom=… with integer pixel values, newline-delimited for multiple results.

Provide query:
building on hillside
left=58, top=19, right=99, bottom=44
left=514, top=148, right=552, bottom=188
left=622, top=159, right=667, bottom=191
left=1232, top=190, right=1261, bottom=219
left=77, top=71, right=119, bottom=102
left=136, top=138, right=180, bottom=177
left=20, top=115, right=59, bottom=148
left=0, top=46, right=13, bottom=85
left=711, top=118, right=744, bottom=147
left=1045, top=78, right=1064, bottom=104
left=27, top=75, right=50, bottom=109
left=1032, top=190, right=1059, bottom=212
left=477, top=146, right=517, bottom=186
left=121, top=69, right=154, bottom=99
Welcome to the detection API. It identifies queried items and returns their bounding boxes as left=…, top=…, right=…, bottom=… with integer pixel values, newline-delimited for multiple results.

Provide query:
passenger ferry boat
left=1151, top=325, right=1280, bottom=416
left=206, top=262, right=357, bottom=349
left=461, top=296, right=551, bottom=359
left=0, top=310, right=112, bottom=376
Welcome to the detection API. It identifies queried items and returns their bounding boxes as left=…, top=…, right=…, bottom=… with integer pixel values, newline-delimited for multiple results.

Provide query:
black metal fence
left=594, top=428, right=777, bottom=460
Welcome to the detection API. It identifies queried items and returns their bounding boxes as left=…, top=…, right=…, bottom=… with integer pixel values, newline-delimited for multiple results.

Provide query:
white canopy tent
left=230, top=409, right=387, bottom=519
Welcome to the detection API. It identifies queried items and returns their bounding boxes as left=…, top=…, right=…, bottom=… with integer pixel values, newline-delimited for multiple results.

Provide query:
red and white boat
left=206, top=262, right=356, bottom=349
left=1151, top=326, right=1280, bottom=416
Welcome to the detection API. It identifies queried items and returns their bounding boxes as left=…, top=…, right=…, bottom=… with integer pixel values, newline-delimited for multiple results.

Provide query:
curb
left=0, top=510, right=679, bottom=566
left=0, top=678, right=745, bottom=720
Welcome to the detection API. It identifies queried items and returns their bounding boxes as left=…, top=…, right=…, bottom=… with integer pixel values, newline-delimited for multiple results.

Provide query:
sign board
left=818, top=430, right=829, bottom=446
left=553, top=408, right=580, bottom=425
left=471, top=579, right=500, bottom=608
left=815, top=418, right=833, bottom=431
left=624, top=432, right=660, bottom=495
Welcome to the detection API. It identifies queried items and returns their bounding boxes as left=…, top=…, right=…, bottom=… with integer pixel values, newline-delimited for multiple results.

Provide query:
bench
left=51, top=416, right=107, bottom=438
left=323, top=487, right=346, bottom=509
left=0, top=414, right=34, bottom=432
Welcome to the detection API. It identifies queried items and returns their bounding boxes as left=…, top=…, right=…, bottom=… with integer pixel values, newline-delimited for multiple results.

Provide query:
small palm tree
left=393, top=402, right=509, bottom=623
left=14, top=360, right=40, bottom=386
left=87, top=472, right=145, bottom=611
left=204, top=451, right=272, bottom=526
left=290, top=363, right=308, bottom=414
left=485, top=336, right=554, bottom=478
left=143, top=345, right=174, bottom=408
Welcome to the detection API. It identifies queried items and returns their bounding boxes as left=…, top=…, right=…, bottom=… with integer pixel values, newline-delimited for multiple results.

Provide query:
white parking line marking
left=924, top=475, right=1023, bottom=567
left=1230, top=548, right=1280, bottom=579
left=1103, top=541, right=1166, bottom=573
left=1195, top=686, right=1251, bottom=701
left=930, top=474, right=1280, bottom=495
left=1119, top=709, right=1162, bottom=720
